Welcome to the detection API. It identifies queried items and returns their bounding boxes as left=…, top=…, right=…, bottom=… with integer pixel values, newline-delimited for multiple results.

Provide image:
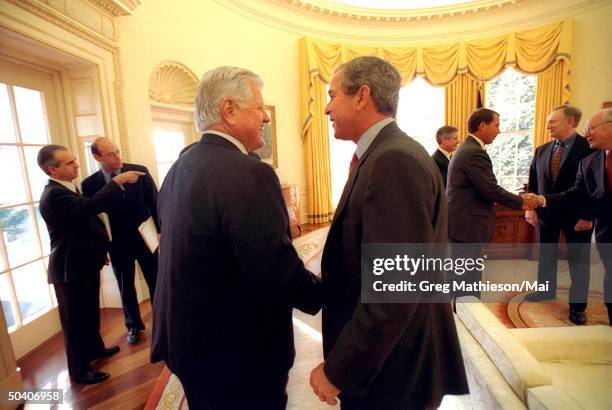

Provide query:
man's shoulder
left=123, top=163, right=148, bottom=173
left=82, top=170, right=102, bottom=186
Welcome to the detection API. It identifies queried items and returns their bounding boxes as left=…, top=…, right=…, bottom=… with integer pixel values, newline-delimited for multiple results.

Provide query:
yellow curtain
left=300, top=20, right=573, bottom=219
left=444, top=74, right=482, bottom=141
left=533, top=60, right=570, bottom=148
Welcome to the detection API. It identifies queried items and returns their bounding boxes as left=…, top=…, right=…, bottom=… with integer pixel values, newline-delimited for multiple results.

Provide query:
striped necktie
left=550, top=141, right=565, bottom=182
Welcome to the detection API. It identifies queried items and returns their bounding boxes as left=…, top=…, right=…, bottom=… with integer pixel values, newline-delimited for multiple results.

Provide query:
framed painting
left=255, top=104, right=278, bottom=168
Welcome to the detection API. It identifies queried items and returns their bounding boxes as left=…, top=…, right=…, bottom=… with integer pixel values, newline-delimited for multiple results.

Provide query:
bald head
left=91, top=137, right=123, bottom=172
left=584, top=109, right=612, bottom=150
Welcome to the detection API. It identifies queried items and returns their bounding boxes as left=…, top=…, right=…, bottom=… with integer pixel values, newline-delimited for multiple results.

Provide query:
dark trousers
left=109, top=235, right=158, bottom=330
left=53, top=268, right=105, bottom=379
left=599, top=244, right=612, bottom=324
left=449, top=240, right=483, bottom=299
left=179, top=371, right=289, bottom=410
left=537, top=224, right=592, bottom=312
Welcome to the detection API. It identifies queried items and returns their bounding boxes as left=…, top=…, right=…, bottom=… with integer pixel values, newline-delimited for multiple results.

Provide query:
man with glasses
left=527, top=108, right=612, bottom=325
left=151, top=66, right=321, bottom=409
left=82, top=137, right=159, bottom=345
left=524, top=105, right=594, bottom=325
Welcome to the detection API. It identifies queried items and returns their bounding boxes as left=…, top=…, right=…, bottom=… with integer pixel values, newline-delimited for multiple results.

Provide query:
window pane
left=12, top=260, right=50, bottom=322
left=24, top=145, right=48, bottom=201
left=0, top=205, right=41, bottom=268
left=488, top=132, right=533, bottom=192
left=153, top=129, right=184, bottom=163
left=396, top=77, right=444, bottom=155
left=13, top=86, right=49, bottom=144
left=0, top=145, right=27, bottom=206
left=35, top=204, right=50, bottom=255
left=0, top=274, right=16, bottom=328
left=487, top=68, right=536, bottom=132
left=0, top=83, right=16, bottom=143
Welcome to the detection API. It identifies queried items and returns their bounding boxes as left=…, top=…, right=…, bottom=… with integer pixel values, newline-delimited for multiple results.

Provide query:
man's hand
left=525, top=209, right=538, bottom=226
left=521, top=193, right=543, bottom=210
left=310, top=362, right=340, bottom=406
left=574, top=219, right=593, bottom=232
left=113, top=171, right=145, bottom=185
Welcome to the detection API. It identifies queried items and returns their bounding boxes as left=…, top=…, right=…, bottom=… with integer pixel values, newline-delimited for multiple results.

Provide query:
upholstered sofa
left=454, top=297, right=612, bottom=409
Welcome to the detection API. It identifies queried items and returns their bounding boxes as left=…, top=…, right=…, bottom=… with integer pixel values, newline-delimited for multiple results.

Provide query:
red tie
left=606, top=151, right=612, bottom=193
left=551, top=141, right=564, bottom=182
left=349, top=152, right=358, bottom=174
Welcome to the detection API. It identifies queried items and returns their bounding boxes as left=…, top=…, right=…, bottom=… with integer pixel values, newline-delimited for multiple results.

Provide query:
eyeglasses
left=583, top=121, right=611, bottom=135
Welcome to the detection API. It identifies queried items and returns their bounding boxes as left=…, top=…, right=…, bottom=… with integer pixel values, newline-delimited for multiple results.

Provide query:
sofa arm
left=456, top=298, right=551, bottom=402
left=510, top=326, right=612, bottom=362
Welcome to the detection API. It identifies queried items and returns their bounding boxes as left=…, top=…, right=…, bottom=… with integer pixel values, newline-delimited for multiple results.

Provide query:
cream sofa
left=454, top=298, right=612, bottom=409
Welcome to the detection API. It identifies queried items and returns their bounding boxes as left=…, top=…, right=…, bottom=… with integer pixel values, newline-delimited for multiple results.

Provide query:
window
left=396, top=77, right=445, bottom=155
left=152, top=124, right=186, bottom=185
left=0, top=82, right=54, bottom=331
left=328, top=77, right=444, bottom=206
left=485, top=68, right=536, bottom=192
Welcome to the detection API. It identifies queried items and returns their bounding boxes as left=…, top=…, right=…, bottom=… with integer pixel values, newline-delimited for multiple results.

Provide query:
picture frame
left=255, top=104, right=278, bottom=168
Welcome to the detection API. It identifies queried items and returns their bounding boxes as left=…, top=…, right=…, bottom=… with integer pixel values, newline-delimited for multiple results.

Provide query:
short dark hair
left=435, top=125, right=458, bottom=144
left=336, top=56, right=402, bottom=116
left=467, top=108, right=499, bottom=133
left=552, top=104, right=582, bottom=124
left=90, top=137, right=103, bottom=156
left=37, top=144, right=67, bottom=176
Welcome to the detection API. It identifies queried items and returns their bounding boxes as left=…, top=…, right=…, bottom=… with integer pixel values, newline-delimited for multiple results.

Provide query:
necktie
left=110, top=171, right=118, bottom=179
left=606, top=151, right=612, bottom=193
left=349, top=152, right=358, bottom=174
left=550, top=141, right=565, bottom=183
left=75, top=186, right=81, bottom=195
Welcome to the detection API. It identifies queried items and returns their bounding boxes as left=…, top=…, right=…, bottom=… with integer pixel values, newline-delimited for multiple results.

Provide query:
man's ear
left=93, top=154, right=102, bottom=162
left=355, top=85, right=371, bottom=110
left=220, top=99, right=237, bottom=125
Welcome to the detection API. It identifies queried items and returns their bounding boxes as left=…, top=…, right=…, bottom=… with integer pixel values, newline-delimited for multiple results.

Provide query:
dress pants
left=53, top=265, right=105, bottom=379
left=536, top=224, right=592, bottom=311
left=109, top=234, right=158, bottom=330
left=179, top=371, right=289, bottom=410
left=449, top=240, right=484, bottom=299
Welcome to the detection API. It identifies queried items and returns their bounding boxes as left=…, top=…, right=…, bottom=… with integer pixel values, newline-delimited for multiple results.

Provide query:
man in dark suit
left=525, top=105, right=594, bottom=324
left=37, top=144, right=143, bottom=384
left=309, top=56, right=468, bottom=409
left=530, top=108, right=612, bottom=325
left=82, top=137, right=159, bottom=345
left=446, top=108, right=535, bottom=298
left=150, top=66, right=321, bottom=409
left=432, top=125, right=459, bottom=186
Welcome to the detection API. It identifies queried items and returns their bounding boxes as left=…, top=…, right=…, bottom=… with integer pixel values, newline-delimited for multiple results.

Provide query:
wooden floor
left=18, top=301, right=163, bottom=409
left=16, top=223, right=328, bottom=409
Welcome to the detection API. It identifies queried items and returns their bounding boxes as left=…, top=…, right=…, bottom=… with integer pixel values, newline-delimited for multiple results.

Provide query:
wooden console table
left=485, top=203, right=536, bottom=259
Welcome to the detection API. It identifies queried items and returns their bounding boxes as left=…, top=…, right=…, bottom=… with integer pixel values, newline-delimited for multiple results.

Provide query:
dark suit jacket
left=82, top=163, right=159, bottom=248
left=528, top=134, right=594, bottom=226
left=39, top=180, right=122, bottom=284
left=321, top=122, right=468, bottom=406
left=150, top=134, right=321, bottom=385
left=447, top=135, right=523, bottom=243
left=432, top=148, right=450, bottom=186
left=547, top=150, right=612, bottom=243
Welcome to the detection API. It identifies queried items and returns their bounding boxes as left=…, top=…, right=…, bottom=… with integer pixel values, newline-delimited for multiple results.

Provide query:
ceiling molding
left=88, top=0, right=141, bottom=17
left=215, top=0, right=609, bottom=44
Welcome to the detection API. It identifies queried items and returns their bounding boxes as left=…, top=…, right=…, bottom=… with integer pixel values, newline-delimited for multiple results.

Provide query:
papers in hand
left=138, top=216, right=159, bottom=253
left=98, top=213, right=112, bottom=242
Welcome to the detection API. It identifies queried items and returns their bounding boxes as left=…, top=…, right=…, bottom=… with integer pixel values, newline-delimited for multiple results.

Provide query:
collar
left=438, top=148, right=452, bottom=160
left=555, top=132, right=577, bottom=148
left=468, top=134, right=486, bottom=150
left=49, top=178, right=77, bottom=193
left=204, top=130, right=248, bottom=154
left=355, top=118, right=394, bottom=158
left=102, top=167, right=122, bottom=183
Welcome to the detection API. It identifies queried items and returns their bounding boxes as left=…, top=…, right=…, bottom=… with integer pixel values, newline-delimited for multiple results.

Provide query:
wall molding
left=149, top=61, right=199, bottom=107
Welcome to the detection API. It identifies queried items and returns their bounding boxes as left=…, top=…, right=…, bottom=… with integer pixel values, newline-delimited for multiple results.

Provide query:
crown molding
left=88, top=0, right=141, bottom=17
left=215, top=0, right=609, bottom=44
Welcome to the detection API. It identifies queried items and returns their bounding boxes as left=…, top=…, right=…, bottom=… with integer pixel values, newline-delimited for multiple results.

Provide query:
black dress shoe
left=569, top=310, right=587, bottom=325
left=524, top=292, right=556, bottom=302
left=92, top=345, right=120, bottom=360
left=127, top=328, right=141, bottom=345
left=73, top=368, right=109, bottom=385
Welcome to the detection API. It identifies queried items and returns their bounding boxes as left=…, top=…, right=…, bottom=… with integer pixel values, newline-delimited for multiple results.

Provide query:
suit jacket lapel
left=542, top=142, right=553, bottom=184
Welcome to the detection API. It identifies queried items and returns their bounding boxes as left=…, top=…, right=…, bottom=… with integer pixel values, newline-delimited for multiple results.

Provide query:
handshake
left=520, top=193, right=545, bottom=211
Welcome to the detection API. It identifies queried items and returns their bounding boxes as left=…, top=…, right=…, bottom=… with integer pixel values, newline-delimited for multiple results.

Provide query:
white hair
left=194, top=66, right=263, bottom=132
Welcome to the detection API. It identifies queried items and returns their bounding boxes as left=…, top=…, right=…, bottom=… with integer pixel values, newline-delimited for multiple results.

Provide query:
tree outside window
left=485, top=68, right=536, bottom=192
